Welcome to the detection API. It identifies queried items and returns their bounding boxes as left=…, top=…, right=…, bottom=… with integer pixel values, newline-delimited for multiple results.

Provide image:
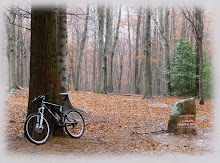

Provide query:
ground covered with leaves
left=5, top=89, right=214, bottom=155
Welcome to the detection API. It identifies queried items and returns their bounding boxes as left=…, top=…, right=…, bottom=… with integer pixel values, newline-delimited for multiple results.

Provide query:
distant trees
left=4, top=4, right=213, bottom=101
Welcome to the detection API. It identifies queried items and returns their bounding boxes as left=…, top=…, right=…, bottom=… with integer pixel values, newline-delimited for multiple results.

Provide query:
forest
left=3, top=1, right=214, bottom=156
left=4, top=3, right=213, bottom=99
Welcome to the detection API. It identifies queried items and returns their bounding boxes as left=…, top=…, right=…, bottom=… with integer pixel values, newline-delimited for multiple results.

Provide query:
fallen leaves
left=5, top=89, right=214, bottom=155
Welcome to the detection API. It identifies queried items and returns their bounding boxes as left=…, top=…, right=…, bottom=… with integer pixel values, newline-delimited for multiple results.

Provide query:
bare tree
left=108, top=5, right=121, bottom=93
left=134, top=7, right=142, bottom=94
left=97, top=5, right=105, bottom=93
left=143, top=8, right=152, bottom=98
left=5, top=7, right=17, bottom=93
left=164, top=7, right=171, bottom=96
left=75, top=5, right=89, bottom=91
left=180, top=6, right=204, bottom=104
left=102, top=5, right=113, bottom=94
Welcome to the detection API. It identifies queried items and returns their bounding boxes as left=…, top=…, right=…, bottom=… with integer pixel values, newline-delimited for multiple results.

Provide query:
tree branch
left=179, top=6, right=199, bottom=41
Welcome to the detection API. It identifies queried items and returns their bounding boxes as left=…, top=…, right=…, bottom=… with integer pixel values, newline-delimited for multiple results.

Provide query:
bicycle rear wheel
left=24, top=113, right=50, bottom=145
left=65, top=110, right=85, bottom=138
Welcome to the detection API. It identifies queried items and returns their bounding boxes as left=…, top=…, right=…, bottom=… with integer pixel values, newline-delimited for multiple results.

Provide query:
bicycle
left=24, top=93, right=85, bottom=145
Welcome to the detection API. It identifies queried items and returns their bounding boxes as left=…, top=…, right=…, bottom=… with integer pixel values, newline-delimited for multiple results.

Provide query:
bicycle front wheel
left=65, top=111, right=85, bottom=138
left=24, top=113, right=50, bottom=145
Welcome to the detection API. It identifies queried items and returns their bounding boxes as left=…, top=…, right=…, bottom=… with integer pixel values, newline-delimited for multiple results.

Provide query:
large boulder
left=168, top=98, right=196, bottom=134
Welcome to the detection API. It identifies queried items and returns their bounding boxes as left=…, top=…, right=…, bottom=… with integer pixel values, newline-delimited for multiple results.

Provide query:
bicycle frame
left=37, top=99, right=66, bottom=128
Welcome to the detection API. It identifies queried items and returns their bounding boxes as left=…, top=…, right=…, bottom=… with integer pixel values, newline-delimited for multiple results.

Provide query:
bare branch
left=179, top=6, right=199, bottom=41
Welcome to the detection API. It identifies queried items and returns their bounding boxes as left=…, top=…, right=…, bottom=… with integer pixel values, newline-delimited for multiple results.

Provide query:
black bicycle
left=24, top=93, right=85, bottom=145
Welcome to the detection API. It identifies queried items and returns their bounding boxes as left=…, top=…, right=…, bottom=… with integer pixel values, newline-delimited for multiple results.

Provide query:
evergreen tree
left=167, top=39, right=198, bottom=96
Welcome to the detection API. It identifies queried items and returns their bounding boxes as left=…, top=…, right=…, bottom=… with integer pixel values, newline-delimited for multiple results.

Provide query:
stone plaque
left=168, top=98, right=196, bottom=134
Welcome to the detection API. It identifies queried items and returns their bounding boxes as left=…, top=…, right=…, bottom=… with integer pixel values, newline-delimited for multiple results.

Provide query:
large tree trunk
left=75, top=5, right=89, bottom=91
left=108, top=5, right=121, bottom=93
left=57, top=5, right=68, bottom=93
left=143, top=9, right=152, bottom=98
left=27, top=7, right=60, bottom=136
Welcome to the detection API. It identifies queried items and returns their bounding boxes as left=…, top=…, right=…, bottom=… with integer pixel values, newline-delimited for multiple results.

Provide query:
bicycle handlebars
left=32, top=94, right=50, bottom=102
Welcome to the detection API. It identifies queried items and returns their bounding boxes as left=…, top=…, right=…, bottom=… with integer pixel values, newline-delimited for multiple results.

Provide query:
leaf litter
left=5, top=89, right=214, bottom=155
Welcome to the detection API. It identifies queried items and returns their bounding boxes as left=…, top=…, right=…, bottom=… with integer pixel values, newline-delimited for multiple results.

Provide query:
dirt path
left=5, top=90, right=214, bottom=155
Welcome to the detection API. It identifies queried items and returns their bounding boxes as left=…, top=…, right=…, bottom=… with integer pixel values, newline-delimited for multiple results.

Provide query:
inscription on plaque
left=177, top=115, right=195, bottom=127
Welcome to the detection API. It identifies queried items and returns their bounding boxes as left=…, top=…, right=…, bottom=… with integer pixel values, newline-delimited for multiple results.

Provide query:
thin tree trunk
left=6, top=8, right=17, bottom=93
left=118, top=53, right=123, bottom=93
left=108, top=5, right=121, bottom=93
left=16, top=13, right=23, bottom=87
left=138, top=9, right=146, bottom=94
left=143, top=8, right=152, bottom=98
left=103, top=5, right=112, bottom=94
left=164, top=7, right=171, bottom=96
left=92, top=32, right=97, bottom=92
left=159, top=8, right=165, bottom=96
left=75, top=5, right=89, bottom=91
left=97, top=5, right=105, bottom=93
left=134, top=7, right=142, bottom=94
left=127, top=8, right=132, bottom=94
left=195, top=8, right=204, bottom=104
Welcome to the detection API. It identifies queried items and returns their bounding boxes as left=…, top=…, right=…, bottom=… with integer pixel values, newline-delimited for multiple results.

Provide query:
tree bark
left=143, top=8, right=152, bottom=98
left=134, top=7, right=142, bottom=94
left=27, top=7, right=60, bottom=136
left=195, top=8, right=204, bottom=104
left=16, top=13, right=23, bottom=87
left=97, top=5, right=105, bottom=93
left=102, top=6, right=112, bottom=94
left=164, top=7, right=171, bottom=96
left=92, top=31, right=97, bottom=92
left=6, top=8, right=17, bottom=93
left=57, top=5, right=68, bottom=93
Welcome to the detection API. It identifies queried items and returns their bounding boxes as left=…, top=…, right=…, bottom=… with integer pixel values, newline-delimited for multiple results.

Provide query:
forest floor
left=4, top=89, right=214, bottom=156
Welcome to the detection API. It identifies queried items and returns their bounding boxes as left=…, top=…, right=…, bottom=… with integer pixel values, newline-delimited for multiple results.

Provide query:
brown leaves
left=6, top=89, right=214, bottom=154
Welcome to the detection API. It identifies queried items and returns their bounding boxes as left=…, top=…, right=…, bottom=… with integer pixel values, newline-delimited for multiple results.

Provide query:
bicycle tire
left=65, top=110, right=85, bottom=138
left=24, top=113, right=50, bottom=145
